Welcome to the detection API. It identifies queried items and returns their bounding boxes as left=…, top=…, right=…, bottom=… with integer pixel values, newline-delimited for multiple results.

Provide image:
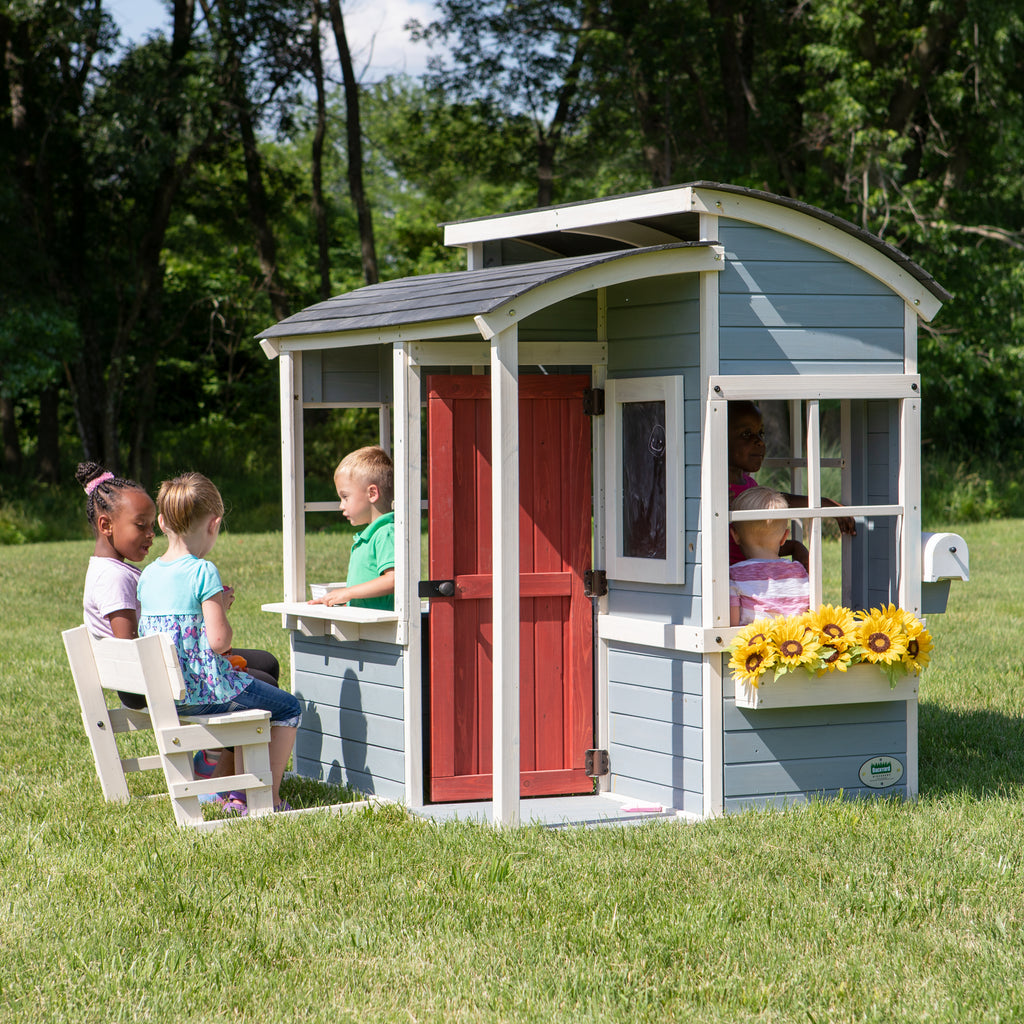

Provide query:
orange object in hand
left=226, top=653, right=247, bottom=671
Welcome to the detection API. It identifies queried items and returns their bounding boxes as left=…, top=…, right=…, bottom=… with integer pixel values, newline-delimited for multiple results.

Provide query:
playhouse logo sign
left=858, top=756, right=905, bottom=789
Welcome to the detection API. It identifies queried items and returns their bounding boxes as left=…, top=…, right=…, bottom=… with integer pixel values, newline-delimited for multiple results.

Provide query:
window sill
left=262, top=601, right=400, bottom=645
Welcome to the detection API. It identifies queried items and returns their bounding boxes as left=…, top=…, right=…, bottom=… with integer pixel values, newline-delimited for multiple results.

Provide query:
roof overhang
left=258, top=242, right=723, bottom=358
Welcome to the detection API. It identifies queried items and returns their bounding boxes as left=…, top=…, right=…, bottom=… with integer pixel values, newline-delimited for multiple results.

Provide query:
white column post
left=805, top=399, right=823, bottom=608
left=279, top=349, right=305, bottom=603
left=491, top=326, right=520, bottom=827
left=394, top=343, right=423, bottom=807
left=592, top=290, right=610, bottom=792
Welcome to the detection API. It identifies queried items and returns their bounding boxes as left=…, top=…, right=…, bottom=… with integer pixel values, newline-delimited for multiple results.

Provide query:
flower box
left=733, top=664, right=919, bottom=710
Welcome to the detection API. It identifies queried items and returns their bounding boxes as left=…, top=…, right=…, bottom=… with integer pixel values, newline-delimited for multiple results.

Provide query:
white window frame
left=605, top=374, right=687, bottom=585
left=704, top=374, right=922, bottom=630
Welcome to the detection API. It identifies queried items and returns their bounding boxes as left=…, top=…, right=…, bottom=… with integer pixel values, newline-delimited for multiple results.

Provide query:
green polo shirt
left=346, top=512, right=395, bottom=610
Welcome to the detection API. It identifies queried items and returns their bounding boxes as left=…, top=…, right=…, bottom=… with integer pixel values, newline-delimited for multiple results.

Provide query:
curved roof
left=259, top=241, right=722, bottom=349
left=443, top=181, right=951, bottom=310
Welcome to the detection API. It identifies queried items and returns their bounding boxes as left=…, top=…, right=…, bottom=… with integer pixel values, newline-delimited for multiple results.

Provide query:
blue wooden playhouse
left=258, top=183, right=968, bottom=825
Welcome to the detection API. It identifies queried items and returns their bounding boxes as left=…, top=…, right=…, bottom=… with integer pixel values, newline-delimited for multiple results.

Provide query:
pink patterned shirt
left=729, top=558, right=809, bottom=625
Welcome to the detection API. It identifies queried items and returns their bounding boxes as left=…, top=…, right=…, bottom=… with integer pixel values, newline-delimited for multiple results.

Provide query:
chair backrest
left=89, top=630, right=187, bottom=726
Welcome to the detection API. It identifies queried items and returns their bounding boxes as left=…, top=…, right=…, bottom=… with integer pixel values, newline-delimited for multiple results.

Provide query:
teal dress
left=137, top=554, right=250, bottom=704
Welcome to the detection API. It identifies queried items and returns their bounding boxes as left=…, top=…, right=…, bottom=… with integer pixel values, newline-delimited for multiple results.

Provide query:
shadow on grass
left=920, top=701, right=1024, bottom=798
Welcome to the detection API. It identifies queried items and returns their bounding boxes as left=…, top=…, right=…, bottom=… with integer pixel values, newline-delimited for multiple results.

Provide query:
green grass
left=2, top=526, right=1023, bottom=1022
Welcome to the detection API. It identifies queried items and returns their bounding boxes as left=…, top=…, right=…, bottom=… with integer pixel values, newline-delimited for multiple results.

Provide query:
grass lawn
left=2, top=524, right=1023, bottom=1022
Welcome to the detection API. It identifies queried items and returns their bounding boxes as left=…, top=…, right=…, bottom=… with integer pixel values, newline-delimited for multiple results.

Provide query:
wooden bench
left=62, top=625, right=274, bottom=828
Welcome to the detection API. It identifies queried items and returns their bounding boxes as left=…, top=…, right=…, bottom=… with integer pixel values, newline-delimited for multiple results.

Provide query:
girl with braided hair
left=76, top=461, right=157, bottom=710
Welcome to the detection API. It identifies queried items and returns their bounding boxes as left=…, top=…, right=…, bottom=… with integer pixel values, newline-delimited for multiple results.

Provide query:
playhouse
left=258, top=182, right=968, bottom=825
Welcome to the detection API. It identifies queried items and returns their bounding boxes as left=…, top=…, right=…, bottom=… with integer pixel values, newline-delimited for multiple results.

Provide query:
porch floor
left=407, top=793, right=680, bottom=829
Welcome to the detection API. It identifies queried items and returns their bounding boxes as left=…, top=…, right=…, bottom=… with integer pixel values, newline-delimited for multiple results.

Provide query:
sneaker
left=193, top=749, right=220, bottom=778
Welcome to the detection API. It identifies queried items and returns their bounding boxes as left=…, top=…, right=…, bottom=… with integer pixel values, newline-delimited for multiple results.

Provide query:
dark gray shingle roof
left=259, top=242, right=713, bottom=341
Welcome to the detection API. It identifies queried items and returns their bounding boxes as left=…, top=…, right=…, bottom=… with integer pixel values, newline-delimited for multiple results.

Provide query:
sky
left=106, top=0, right=440, bottom=81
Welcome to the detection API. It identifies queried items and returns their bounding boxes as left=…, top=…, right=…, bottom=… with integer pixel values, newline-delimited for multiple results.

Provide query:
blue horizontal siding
left=719, top=261, right=893, bottom=298
left=717, top=218, right=906, bottom=376
left=725, top=753, right=907, bottom=798
left=607, top=645, right=704, bottom=811
left=291, top=634, right=405, bottom=800
left=723, top=691, right=908, bottom=809
left=720, top=327, right=904, bottom=363
left=609, top=743, right=703, bottom=792
left=724, top=785, right=908, bottom=814
left=719, top=360, right=905, bottom=376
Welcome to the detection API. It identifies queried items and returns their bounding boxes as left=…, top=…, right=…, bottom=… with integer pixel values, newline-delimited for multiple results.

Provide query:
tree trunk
left=706, top=0, right=755, bottom=161
left=36, top=383, right=59, bottom=483
left=310, top=0, right=332, bottom=300
left=1, top=395, right=21, bottom=475
left=328, top=0, right=379, bottom=285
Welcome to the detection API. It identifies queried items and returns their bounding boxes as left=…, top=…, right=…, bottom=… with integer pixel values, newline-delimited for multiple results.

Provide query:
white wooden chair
left=62, top=625, right=274, bottom=827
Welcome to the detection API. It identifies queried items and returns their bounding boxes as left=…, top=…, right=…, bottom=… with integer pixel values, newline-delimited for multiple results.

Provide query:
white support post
left=700, top=395, right=728, bottom=819
left=394, top=343, right=423, bottom=807
left=279, top=349, right=305, bottom=604
left=904, top=302, right=919, bottom=375
left=698, top=238, right=725, bottom=819
left=593, top=291, right=610, bottom=792
left=701, top=397, right=731, bottom=629
left=491, top=326, right=520, bottom=827
left=805, top=400, right=823, bottom=608
left=899, top=394, right=922, bottom=617
left=788, top=399, right=804, bottom=546
left=902, top=308, right=922, bottom=801
left=840, top=400, right=853, bottom=607
left=378, top=404, right=392, bottom=454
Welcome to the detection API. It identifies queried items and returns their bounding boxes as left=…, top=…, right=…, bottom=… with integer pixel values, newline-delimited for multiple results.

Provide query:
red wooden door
left=426, top=374, right=594, bottom=802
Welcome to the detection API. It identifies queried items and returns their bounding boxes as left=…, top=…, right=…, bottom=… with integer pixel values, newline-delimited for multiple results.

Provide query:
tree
left=409, top=0, right=605, bottom=206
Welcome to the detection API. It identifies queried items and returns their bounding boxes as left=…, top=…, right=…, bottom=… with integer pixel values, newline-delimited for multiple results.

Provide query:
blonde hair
left=335, top=446, right=394, bottom=506
left=730, top=486, right=789, bottom=549
left=156, top=472, right=224, bottom=535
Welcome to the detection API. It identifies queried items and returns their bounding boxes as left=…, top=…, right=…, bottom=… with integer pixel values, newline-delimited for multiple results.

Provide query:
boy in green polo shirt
left=309, top=445, right=395, bottom=610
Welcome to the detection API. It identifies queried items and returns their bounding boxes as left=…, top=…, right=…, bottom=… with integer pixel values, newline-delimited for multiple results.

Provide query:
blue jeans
left=178, top=676, right=301, bottom=728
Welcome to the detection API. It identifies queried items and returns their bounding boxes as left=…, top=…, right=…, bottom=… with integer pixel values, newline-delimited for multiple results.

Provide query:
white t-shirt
left=83, top=556, right=142, bottom=638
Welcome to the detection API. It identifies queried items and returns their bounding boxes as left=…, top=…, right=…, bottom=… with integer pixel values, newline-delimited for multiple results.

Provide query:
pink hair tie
left=85, top=471, right=114, bottom=495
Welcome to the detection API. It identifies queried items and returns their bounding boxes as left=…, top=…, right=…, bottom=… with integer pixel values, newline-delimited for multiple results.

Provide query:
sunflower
left=727, top=619, right=778, bottom=685
left=803, top=604, right=857, bottom=646
left=900, top=615, right=934, bottom=673
left=771, top=616, right=822, bottom=671
left=817, top=641, right=855, bottom=675
left=854, top=607, right=908, bottom=665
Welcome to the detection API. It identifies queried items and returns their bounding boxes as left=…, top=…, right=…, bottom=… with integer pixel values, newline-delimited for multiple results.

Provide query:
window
left=606, top=375, right=686, bottom=585
left=708, top=376, right=921, bottom=627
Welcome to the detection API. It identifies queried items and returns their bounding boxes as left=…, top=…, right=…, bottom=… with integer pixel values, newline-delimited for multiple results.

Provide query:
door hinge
left=584, top=569, right=608, bottom=597
left=583, top=387, right=605, bottom=416
left=585, top=749, right=610, bottom=778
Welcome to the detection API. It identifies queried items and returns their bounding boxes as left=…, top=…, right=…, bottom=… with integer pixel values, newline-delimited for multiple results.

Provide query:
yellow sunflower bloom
left=854, top=607, right=908, bottom=665
left=727, top=619, right=777, bottom=685
left=817, top=641, right=855, bottom=674
left=732, top=620, right=775, bottom=651
left=772, top=617, right=822, bottom=668
left=902, top=627, right=934, bottom=673
left=804, top=604, right=857, bottom=646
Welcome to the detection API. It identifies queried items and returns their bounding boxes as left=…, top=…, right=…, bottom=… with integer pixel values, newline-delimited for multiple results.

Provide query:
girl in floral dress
left=137, top=472, right=300, bottom=813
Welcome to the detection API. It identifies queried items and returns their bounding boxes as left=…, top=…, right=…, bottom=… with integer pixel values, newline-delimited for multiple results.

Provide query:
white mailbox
left=921, top=531, right=970, bottom=582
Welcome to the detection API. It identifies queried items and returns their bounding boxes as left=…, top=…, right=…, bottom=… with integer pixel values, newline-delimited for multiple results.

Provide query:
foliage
left=2, top=0, right=1024, bottom=491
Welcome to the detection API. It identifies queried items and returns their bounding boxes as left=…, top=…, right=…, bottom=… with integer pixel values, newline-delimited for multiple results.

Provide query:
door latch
left=419, top=579, right=456, bottom=598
